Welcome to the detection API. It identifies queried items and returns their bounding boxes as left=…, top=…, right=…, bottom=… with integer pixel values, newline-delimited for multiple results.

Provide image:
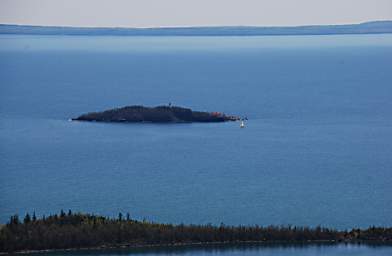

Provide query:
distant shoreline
left=1, top=21, right=392, bottom=36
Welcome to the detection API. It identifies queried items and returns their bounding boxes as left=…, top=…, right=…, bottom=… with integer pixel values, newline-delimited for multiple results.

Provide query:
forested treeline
left=1, top=210, right=391, bottom=253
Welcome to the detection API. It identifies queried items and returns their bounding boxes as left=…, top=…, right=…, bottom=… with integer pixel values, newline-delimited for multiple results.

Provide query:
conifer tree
left=23, top=213, right=31, bottom=224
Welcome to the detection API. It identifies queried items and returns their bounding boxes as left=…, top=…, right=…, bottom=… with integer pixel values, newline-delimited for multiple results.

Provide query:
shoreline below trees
left=2, top=241, right=391, bottom=255
left=1, top=211, right=392, bottom=254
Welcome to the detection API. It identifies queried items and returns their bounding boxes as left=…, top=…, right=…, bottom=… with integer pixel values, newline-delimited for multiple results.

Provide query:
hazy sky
left=0, top=0, right=391, bottom=27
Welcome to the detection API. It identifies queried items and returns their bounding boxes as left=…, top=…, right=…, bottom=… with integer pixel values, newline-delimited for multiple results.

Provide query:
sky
left=0, top=0, right=391, bottom=28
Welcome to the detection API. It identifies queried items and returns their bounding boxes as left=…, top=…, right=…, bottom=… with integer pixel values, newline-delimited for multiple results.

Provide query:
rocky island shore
left=72, top=105, right=240, bottom=123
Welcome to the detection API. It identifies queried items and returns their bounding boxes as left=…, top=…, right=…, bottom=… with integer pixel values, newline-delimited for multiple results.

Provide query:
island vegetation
left=1, top=211, right=391, bottom=253
left=72, top=105, right=239, bottom=123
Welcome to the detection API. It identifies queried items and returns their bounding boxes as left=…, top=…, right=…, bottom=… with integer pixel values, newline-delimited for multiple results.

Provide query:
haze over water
left=1, top=34, right=392, bottom=253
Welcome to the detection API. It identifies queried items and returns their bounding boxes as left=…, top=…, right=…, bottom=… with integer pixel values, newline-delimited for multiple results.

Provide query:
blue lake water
left=33, top=244, right=392, bottom=256
left=0, top=34, right=392, bottom=255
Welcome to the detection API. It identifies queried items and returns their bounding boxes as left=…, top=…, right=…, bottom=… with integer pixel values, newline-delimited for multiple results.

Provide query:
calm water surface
left=30, top=244, right=392, bottom=256
left=1, top=35, right=392, bottom=239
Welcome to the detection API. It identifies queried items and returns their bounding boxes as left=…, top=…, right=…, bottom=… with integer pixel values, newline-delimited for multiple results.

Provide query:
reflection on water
left=35, top=243, right=392, bottom=256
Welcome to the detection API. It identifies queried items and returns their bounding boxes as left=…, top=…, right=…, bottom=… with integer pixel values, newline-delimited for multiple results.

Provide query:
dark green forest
left=1, top=210, right=391, bottom=253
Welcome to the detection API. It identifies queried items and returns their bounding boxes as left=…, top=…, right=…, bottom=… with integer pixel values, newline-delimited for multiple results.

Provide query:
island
left=72, top=105, right=240, bottom=123
left=1, top=211, right=392, bottom=253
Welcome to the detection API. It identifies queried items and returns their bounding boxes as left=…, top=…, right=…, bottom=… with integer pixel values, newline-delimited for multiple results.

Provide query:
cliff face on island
left=72, top=105, right=239, bottom=123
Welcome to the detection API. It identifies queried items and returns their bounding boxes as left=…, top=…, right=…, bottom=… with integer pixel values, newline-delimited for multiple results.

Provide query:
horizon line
left=1, top=20, right=392, bottom=30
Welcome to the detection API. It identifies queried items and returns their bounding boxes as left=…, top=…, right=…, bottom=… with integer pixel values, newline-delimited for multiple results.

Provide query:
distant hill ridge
left=1, top=21, right=392, bottom=36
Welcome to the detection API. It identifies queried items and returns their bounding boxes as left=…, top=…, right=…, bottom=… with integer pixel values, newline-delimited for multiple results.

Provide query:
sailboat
left=240, top=120, right=245, bottom=128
